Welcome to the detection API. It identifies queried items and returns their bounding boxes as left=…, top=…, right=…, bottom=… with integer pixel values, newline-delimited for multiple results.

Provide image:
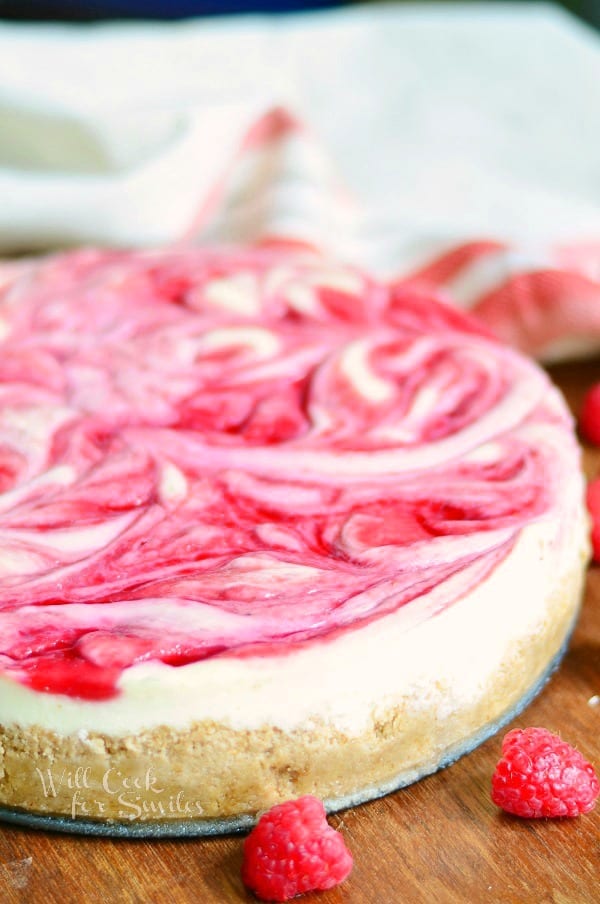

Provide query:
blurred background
left=0, top=0, right=598, bottom=29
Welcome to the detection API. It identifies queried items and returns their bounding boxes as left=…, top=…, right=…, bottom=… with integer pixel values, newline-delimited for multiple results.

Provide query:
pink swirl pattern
left=0, top=247, right=573, bottom=699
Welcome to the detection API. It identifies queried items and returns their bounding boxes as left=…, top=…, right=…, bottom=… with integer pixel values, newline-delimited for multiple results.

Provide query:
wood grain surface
left=0, top=357, right=598, bottom=904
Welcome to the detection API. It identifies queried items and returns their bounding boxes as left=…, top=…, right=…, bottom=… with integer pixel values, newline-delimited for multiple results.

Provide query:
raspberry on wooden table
left=491, top=728, right=599, bottom=818
left=581, top=383, right=600, bottom=446
left=241, top=795, right=353, bottom=902
left=587, top=478, right=600, bottom=562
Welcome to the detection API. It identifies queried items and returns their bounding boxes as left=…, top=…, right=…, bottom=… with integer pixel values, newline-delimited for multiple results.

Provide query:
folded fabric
left=0, top=3, right=599, bottom=359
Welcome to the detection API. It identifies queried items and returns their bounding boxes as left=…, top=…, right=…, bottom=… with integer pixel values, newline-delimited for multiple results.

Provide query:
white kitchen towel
left=0, top=2, right=599, bottom=358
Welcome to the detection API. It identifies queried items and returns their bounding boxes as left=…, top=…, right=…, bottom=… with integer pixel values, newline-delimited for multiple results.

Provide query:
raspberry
left=580, top=383, right=600, bottom=445
left=587, top=478, right=600, bottom=563
left=241, top=796, right=353, bottom=902
left=491, top=728, right=599, bottom=818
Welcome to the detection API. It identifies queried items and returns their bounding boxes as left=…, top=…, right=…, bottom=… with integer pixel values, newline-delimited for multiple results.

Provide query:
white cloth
left=0, top=3, right=600, bottom=360
left=0, top=3, right=599, bottom=255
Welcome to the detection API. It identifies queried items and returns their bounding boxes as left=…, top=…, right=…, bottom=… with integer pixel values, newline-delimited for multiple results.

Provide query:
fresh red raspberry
left=580, top=383, right=600, bottom=446
left=587, top=478, right=600, bottom=563
left=491, top=728, right=599, bottom=818
left=241, top=796, right=353, bottom=902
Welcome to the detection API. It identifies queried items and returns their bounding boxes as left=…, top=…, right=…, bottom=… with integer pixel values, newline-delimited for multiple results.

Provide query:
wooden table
left=0, top=358, right=598, bottom=904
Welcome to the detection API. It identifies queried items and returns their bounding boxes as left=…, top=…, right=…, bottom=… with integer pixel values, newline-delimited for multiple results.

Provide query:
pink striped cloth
left=1, top=10, right=599, bottom=364
left=184, top=108, right=600, bottom=364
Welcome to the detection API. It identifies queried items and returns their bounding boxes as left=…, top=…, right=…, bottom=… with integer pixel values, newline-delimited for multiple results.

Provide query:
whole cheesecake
left=0, top=246, right=589, bottom=830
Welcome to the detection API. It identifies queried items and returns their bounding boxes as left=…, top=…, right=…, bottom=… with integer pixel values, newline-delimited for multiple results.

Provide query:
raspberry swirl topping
left=0, top=247, right=573, bottom=700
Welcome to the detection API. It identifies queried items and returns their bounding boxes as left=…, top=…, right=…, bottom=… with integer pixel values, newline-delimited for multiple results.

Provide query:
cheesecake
left=0, top=246, right=589, bottom=830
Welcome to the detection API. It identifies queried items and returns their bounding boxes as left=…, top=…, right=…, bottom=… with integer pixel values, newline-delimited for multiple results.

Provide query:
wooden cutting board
left=1, top=357, right=598, bottom=904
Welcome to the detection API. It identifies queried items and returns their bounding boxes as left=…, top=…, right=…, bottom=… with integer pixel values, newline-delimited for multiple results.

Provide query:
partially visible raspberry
left=491, top=727, right=599, bottom=818
left=581, top=383, right=600, bottom=446
left=587, top=478, right=600, bottom=562
left=241, top=796, right=353, bottom=902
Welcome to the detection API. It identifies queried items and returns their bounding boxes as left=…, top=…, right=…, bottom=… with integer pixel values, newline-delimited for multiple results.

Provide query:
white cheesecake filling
left=0, top=487, right=587, bottom=739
